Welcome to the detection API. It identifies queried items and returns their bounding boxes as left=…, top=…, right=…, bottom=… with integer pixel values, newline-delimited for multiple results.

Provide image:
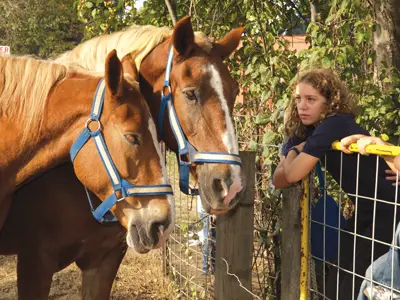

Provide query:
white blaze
left=208, top=64, right=243, bottom=205
left=147, top=115, right=175, bottom=239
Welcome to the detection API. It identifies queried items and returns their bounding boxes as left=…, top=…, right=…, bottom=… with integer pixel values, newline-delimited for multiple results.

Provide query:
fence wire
left=164, top=151, right=215, bottom=300
left=163, top=112, right=282, bottom=299
left=308, top=149, right=400, bottom=300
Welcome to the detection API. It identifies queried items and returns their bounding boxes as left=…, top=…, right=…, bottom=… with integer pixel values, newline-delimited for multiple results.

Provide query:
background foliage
left=1, top=0, right=399, bottom=297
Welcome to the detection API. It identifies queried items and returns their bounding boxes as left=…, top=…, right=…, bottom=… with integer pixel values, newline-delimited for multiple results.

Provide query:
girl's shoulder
left=316, top=113, right=358, bottom=132
left=313, top=113, right=368, bottom=138
left=323, top=113, right=354, bottom=123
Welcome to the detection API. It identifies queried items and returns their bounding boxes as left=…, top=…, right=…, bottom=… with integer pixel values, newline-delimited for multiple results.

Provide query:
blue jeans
left=357, top=222, right=400, bottom=299
left=200, top=213, right=216, bottom=274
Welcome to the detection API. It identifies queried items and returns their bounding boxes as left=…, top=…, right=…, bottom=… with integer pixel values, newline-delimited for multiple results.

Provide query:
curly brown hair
left=284, top=68, right=357, bottom=139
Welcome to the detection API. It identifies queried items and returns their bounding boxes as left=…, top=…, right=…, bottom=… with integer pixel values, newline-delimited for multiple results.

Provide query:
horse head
left=140, top=17, right=245, bottom=214
left=72, top=51, right=174, bottom=253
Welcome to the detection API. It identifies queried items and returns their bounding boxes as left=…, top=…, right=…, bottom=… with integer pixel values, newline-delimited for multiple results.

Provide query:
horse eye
left=183, top=90, right=197, bottom=101
left=124, top=134, right=140, bottom=146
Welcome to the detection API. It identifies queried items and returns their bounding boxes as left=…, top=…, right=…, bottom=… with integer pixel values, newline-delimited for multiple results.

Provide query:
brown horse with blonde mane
left=0, top=16, right=244, bottom=299
left=0, top=50, right=175, bottom=299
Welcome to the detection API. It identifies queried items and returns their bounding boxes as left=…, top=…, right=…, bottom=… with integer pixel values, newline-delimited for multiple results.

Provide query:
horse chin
left=126, top=226, right=150, bottom=254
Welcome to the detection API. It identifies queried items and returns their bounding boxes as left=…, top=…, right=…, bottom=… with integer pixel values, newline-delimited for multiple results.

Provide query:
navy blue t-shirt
left=284, top=113, right=399, bottom=229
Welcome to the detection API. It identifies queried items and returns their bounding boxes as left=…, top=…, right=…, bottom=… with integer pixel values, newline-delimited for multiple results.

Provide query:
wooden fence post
left=215, top=151, right=255, bottom=300
left=281, top=186, right=302, bottom=300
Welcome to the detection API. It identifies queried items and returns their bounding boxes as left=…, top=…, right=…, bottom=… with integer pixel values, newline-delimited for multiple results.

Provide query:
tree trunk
left=373, top=0, right=400, bottom=84
left=390, top=0, right=400, bottom=71
left=310, top=0, right=319, bottom=23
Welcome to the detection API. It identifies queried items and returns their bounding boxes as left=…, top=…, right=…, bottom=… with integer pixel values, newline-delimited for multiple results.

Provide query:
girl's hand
left=385, top=169, right=400, bottom=186
left=340, top=134, right=369, bottom=154
left=356, top=136, right=387, bottom=155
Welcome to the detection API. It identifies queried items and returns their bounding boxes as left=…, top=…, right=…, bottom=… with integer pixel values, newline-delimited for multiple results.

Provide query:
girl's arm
left=341, top=135, right=399, bottom=186
left=341, top=135, right=396, bottom=171
left=272, top=157, right=289, bottom=188
left=273, top=142, right=320, bottom=187
left=282, top=144, right=320, bottom=184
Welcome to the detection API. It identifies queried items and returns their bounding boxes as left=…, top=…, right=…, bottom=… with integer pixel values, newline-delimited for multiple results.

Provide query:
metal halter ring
left=85, top=118, right=101, bottom=133
left=114, top=190, right=126, bottom=202
left=116, top=196, right=126, bottom=202
left=161, top=85, right=172, bottom=97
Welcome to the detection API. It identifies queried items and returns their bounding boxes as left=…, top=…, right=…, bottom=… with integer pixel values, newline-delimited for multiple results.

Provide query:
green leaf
left=259, top=63, right=267, bottom=74
left=262, top=147, right=270, bottom=159
left=249, top=140, right=258, bottom=152
left=356, top=31, right=365, bottom=44
left=85, top=2, right=94, bottom=8
left=262, top=132, right=279, bottom=145
left=255, top=114, right=269, bottom=126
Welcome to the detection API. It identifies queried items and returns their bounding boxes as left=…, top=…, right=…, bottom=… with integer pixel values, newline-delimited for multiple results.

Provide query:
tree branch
left=164, top=0, right=177, bottom=25
left=286, top=0, right=309, bottom=23
left=253, top=0, right=268, bottom=56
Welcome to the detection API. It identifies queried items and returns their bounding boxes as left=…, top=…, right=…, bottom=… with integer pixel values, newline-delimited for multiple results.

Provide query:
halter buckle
left=161, top=85, right=172, bottom=97
left=85, top=118, right=101, bottom=133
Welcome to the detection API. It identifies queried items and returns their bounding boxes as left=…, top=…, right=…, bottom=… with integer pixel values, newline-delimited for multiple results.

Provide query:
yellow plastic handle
left=331, top=141, right=400, bottom=157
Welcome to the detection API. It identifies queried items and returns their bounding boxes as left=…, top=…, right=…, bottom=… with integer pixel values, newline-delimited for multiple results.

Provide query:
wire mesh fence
left=163, top=132, right=400, bottom=300
left=162, top=112, right=282, bottom=299
left=163, top=151, right=216, bottom=300
left=234, top=114, right=282, bottom=300
left=307, top=150, right=400, bottom=300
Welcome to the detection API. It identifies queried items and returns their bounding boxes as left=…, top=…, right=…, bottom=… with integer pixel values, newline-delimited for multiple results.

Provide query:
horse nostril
left=213, top=178, right=221, bottom=191
left=149, top=222, right=166, bottom=244
left=212, top=178, right=229, bottom=198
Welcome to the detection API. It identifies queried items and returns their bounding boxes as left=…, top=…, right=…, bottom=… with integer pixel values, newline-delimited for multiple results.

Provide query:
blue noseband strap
left=70, top=78, right=173, bottom=223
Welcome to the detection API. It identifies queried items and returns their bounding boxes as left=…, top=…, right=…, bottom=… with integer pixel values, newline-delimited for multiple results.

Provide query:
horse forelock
left=0, top=56, right=70, bottom=146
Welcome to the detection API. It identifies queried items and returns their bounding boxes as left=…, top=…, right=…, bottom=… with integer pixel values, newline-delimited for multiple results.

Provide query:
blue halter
left=158, top=46, right=242, bottom=195
left=70, top=78, right=173, bottom=223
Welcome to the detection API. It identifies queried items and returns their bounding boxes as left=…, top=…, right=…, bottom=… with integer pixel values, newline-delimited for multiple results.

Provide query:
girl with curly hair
left=272, top=68, right=400, bottom=299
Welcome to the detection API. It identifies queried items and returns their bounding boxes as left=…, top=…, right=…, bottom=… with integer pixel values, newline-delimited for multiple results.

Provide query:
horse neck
left=139, top=40, right=179, bottom=153
left=0, top=76, right=98, bottom=192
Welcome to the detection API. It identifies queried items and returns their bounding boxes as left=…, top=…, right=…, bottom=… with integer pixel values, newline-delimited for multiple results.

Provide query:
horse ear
left=105, top=49, right=123, bottom=96
left=172, top=16, right=195, bottom=56
left=121, top=54, right=139, bottom=81
left=214, top=28, right=245, bottom=60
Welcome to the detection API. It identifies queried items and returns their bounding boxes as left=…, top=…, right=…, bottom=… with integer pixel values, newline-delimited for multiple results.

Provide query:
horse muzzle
left=197, top=163, right=245, bottom=213
left=127, top=217, right=172, bottom=253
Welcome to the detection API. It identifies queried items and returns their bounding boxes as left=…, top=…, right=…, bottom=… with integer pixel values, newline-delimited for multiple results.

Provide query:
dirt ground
left=0, top=249, right=178, bottom=300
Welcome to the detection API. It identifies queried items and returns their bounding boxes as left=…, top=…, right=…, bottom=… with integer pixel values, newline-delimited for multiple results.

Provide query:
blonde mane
left=0, top=55, right=68, bottom=145
left=54, top=24, right=213, bottom=73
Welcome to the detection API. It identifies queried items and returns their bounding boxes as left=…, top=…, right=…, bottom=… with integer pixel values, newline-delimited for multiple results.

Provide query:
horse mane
left=54, top=24, right=213, bottom=72
left=0, top=55, right=69, bottom=145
